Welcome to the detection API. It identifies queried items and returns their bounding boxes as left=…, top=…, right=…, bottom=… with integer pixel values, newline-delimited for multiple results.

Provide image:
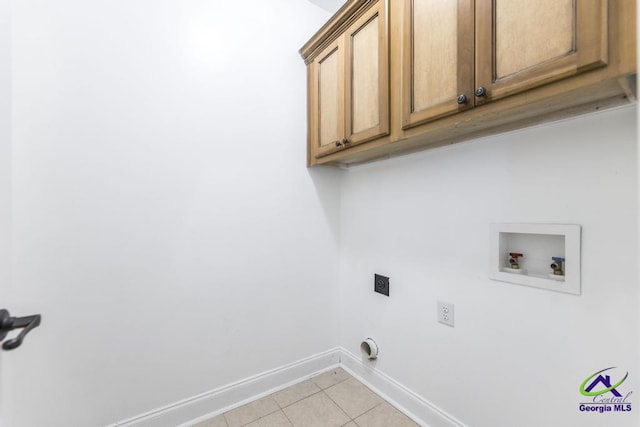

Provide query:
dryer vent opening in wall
left=361, top=338, right=378, bottom=360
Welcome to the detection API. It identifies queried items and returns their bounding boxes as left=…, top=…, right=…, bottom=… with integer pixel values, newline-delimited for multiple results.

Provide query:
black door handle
left=0, top=309, right=42, bottom=350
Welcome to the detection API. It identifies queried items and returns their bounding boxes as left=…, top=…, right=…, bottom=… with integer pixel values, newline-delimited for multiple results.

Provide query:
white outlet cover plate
left=437, top=301, right=455, bottom=327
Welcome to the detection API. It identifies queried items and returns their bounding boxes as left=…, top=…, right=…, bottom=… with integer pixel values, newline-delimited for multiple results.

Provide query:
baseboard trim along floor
left=109, top=348, right=341, bottom=427
left=109, top=347, right=465, bottom=427
left=339, top=348, right=465, bottom=427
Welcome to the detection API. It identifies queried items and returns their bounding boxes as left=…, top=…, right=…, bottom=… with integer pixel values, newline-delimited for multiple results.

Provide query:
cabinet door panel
left=345, top=1, right=389, bottom=146
left=495, top=0, right=574, bottom=78
left=476, top=0, right=608, bottom=103
left=351, top=14, right=379, bottom=134
left=314, top=40, right=345, bottom=158
left=401, top=0, right=474, bottom=129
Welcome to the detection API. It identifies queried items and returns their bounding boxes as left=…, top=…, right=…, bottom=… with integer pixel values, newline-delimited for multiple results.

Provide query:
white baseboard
left=109, top=348, right=341, bottom=427
left=110, top=347, right=464, bottom=427
left=339, top=348, right=466, bottom=427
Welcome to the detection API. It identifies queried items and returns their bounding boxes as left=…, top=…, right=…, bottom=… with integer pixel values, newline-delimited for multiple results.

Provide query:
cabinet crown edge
left=299, top=0, right=376, bottom=64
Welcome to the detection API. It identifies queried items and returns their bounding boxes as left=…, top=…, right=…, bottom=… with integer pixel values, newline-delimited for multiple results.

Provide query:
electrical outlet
left=437, top=301, right=455, bottom=327
left=374, top=274, right=389, bottom=296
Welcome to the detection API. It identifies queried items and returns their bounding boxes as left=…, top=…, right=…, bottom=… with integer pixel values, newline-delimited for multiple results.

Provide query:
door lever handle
left=0, top=309, right=42, bottom=351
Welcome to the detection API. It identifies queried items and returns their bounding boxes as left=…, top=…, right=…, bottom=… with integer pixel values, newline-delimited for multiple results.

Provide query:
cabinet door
left=344, top=1, right=389, bottom=146
left=312, top=39, right=345, bottom=159
left=401, top=0, right=474, bottom=129
left=475, top=0, right=608, bottom=104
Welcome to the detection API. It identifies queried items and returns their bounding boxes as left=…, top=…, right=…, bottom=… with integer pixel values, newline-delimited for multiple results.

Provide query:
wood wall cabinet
left=474, top=0, right=608, bottom=104
left=401, top=0, right=474, bottom=129
left=402, top=0, right=609, bottom=129
left=303, top=0, right=389, bottom=161
left=301, top=0, right=636, bottom=167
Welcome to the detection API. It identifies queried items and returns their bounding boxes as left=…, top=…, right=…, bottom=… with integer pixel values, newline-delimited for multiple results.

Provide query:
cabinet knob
left=342, top=137, right=349, bottom=145
left=334, top=140, right=342, bottom=147
left=475, top=87, right=487, bottom=97
left=457, top=94, right=468, bottom=105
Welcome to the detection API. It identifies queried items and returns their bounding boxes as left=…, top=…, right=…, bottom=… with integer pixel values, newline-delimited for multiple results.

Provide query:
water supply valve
left=508, top=252, right=524, bottom=269
left=550, top=256, right=565, bottom=276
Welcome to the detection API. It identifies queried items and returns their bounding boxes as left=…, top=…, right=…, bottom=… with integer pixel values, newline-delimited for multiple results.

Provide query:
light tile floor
left=192, top=368, right=419, bottom=427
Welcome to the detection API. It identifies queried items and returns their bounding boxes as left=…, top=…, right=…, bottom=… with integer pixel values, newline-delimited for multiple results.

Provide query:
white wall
left=0, top=0, right=12, bottom=424
left=7, top=1, right=338, bottom=426
left=339, top=106, right=638, bottom=427
left=5, top=1, right=638, bottom=426
left=0, top=0, right=9, bottom=293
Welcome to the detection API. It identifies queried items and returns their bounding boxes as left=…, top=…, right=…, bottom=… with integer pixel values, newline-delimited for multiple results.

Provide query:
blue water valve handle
left=552, top=257, right=565, bottom=263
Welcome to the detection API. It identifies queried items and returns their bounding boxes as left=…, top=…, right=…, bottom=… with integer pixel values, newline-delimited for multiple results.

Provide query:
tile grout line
left=280, top=406, right=295, bottom=427
left=278, top=372, right=355, bottom=427
left=279, top=389, right=324, bottom=411
left=321, top=389, right=355, bottom=424
left=272, top=370, right=350, bottom=409
left=213, top=369, right=362, bottom=427
left=350, top=401, right=386, bottom=424
left=324, top=377, right=385, bottom=421
left=236, top=403, right=282, bottom=427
